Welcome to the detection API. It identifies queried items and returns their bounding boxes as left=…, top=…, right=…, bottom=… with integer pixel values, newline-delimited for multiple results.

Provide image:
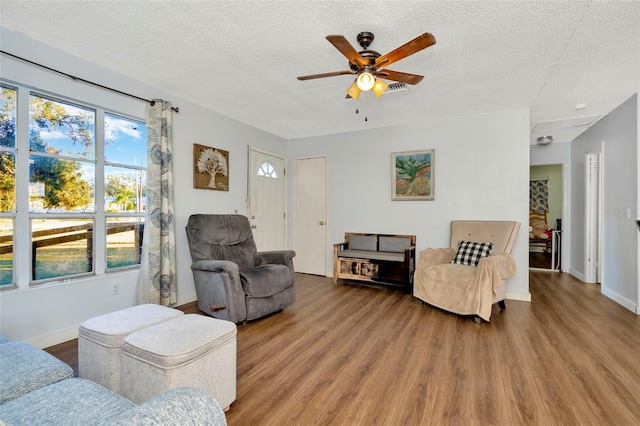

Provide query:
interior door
left=294, top=156, right=327, bottom=275
left=585, top=148, right=603, bottom=284
left=248, top=148, right=286, bottom=251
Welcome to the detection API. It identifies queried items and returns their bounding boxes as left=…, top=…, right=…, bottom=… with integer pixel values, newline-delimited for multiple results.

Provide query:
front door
left=248, top=148, right=286, bottom=251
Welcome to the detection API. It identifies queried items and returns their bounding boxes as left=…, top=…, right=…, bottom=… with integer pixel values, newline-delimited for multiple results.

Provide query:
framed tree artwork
left=391, top=149, right=434, bottom=200
left=193, top=143, right=229, bottom=191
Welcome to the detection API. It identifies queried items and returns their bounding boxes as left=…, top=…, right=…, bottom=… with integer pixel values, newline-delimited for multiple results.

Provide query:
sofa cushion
left=0, top=342, right=73, bottom=404
left=0, top=378, right=134, bottom=425
left=379, top=236, right=411, bottom=253
left=109, top=387, right=227, bottom=426
left=451, top=240, right=494, bottom=266
left=240, top=265, right=294, bottom=297
left=348, top=235, right=377, bottom=251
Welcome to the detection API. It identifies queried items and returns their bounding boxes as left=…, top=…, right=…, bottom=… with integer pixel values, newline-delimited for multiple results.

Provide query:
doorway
left=293, top=156, right=328, bottom=275
left=529, top=165, right=563, bottom=270
left=248, top=148, right=286, bottom=251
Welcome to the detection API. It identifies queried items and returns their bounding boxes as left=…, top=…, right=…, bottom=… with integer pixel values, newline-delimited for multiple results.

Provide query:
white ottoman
left=78, top=304, right=184, bottom=394
left=120, top=314, right=237, bottom=411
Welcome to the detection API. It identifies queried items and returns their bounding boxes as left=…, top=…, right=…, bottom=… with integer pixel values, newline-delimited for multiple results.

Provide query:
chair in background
left=186, top=214, right=295, bottom=323
left=413, top=221, right=520, bottom=322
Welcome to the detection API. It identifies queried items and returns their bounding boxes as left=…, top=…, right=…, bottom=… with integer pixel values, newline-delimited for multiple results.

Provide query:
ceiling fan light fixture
left=346, top=80, right=361, bottom=99
left=356, top=72, right=375, bottom=91
left=371, top=78, right=388, bottom=97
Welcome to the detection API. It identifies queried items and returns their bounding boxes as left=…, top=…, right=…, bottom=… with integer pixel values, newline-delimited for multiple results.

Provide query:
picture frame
left=391, top=149, right=434, bottom=201
left=193, top=143, right=229, bottom=191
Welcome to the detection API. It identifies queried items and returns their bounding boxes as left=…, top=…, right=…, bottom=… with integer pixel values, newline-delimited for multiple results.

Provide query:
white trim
left=506, top=291, right=531, bottom=302
left=25, top=326, right=79, bottom=350
left=601, top=286, right=638, bottom=314
left=569, top=268, right=587, bottom=282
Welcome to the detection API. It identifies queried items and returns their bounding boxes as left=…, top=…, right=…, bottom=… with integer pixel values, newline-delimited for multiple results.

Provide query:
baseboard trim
left=27, top=292, right=199, bottom=349
left=506, top=291, right=531, bottom=302
left=569, top=268, right=586, bottom=282
left=27, top=327, right=78, bottom=350
left=601, top=286, right=638, bottom=314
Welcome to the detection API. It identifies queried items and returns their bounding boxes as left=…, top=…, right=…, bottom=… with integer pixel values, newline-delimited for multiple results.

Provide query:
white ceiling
left=1, top=1, right=639, bottom=143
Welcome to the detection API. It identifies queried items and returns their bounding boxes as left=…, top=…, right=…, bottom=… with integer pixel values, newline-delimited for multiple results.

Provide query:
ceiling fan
left=297, top=31, right=436, bottom=99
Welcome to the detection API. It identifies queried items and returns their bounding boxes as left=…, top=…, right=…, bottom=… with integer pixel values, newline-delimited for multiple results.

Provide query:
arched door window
left=257, top=162, right=278, bottom=178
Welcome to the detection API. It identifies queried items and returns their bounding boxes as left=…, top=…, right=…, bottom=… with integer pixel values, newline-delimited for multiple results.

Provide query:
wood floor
left=45, top=271, right=640, bottom=425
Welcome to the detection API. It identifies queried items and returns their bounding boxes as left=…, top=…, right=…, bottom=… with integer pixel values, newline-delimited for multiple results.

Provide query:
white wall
left=570, top=94, right=639, bottom=313
left=0, top=28, right=287, bottom=346
left=530, top=141, right=572, bottom=271
left=287, top=110, right=531, bottom=300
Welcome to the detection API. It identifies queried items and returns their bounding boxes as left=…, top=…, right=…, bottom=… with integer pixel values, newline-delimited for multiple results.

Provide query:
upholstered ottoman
left=78, top=304, right=184, bottom=394
left=120, top=314, right=237, bottom=410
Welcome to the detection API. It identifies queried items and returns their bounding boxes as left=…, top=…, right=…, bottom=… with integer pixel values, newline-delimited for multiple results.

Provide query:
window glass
left=0, top=218, right=13, bottom=286
left=0, top=86, right=17, bottom=213
left=105, top=166, right=146, bottom=212
left=106, top=217, right=144, bottom=270
left=29, top=154, right=95, bottom=213
left=31, top=218, right=94, bottom=281
left=104, top=113, right=146, bottom=166
left=258, top=162, right=277, bottom=178
left=29, top=95, right=95, bottom=159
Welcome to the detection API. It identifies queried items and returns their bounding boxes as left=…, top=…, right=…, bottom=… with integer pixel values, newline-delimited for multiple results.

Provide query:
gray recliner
left=186, top=214, right=295, bottom=323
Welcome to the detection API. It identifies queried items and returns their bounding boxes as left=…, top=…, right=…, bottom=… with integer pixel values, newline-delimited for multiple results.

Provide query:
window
left=257, top=162, right=277, bottom=178
left=0, top=85, right=146, bottom=287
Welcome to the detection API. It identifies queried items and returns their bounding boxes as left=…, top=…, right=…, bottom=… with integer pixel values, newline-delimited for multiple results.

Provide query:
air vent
left=381, top=82, right=409, bottom=96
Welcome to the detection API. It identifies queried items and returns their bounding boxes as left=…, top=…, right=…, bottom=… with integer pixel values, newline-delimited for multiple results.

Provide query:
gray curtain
left=137, top=100, right=176, bottom=306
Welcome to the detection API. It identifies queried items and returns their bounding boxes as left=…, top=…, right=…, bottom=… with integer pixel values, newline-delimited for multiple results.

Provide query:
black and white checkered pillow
left=451, top=240, right=494, bottom=266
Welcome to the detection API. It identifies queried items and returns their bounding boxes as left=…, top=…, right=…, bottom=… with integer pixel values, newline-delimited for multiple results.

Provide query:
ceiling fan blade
left=374, top=32, right=436, bottom=69
left=376, top=69, right=424, bottom=85
left=326, top=35, right=365, bottom=68
left=297, top=70, right=353, bottom=81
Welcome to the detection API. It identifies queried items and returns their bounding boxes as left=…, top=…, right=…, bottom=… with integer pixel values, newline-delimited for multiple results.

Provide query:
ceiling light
left=536, top=136, right=553, bottom=145
left=371, top=79, right=388, bottom=98
left=346, top=80, right=361, bottom=99
left=356, top=72, right=375, bottom=91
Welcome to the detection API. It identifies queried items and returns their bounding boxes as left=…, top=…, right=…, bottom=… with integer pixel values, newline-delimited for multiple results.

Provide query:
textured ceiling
left=1, top=1, right=638, bottom=143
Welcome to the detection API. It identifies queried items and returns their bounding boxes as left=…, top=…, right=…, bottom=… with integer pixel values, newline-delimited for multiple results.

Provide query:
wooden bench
left=333, top=232, right=416, bottom=293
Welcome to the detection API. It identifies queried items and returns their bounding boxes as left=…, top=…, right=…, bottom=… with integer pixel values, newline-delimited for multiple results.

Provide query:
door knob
left=251, top=225, right=257, bottom=229
left=319, top=221, right=325, bottom=225
left=251, top=215, right=255, bottom=219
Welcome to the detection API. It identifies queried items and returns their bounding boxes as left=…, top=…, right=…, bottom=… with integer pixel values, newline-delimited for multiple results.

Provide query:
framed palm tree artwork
left=391, top=149, right=434, bottom=200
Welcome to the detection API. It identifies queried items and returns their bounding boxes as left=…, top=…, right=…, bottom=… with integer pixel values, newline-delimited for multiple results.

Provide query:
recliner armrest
left=191, top=259, right=239, bottom=274
left=255, top=250, right=296, bottom=270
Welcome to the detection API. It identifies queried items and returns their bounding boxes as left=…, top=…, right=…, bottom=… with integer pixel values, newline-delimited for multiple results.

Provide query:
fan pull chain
left=365, top=92, right=368, bottom=122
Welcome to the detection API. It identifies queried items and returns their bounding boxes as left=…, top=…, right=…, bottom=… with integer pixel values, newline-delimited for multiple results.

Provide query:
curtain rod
left=0, top=50, right=179, bottom=113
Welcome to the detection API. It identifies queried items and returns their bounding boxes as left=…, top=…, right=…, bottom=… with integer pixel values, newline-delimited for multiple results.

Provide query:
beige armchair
left=413, top=221, right=520, bottom=321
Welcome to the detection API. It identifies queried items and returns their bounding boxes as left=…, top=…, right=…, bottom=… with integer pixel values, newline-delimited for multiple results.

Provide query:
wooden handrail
left=0, top=222, right=143, bottom=255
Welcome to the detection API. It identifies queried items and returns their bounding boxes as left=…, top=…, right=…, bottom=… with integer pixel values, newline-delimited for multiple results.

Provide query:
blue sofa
left=0, top=335, right=227, bottom=425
